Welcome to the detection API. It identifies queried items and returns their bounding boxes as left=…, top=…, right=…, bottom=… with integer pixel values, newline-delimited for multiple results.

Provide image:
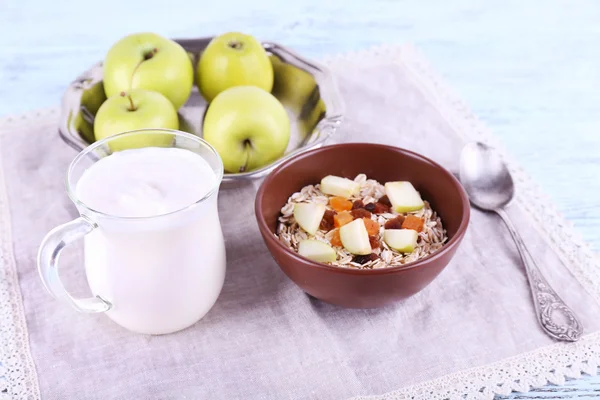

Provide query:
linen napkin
left=0, top=45, right=599, bottom=400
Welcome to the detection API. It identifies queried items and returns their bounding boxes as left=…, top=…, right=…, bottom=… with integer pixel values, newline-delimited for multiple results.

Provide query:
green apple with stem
left=94, top=89, right=178, bottom=151
left=197, top=32, right=273, bottom=102
left=203, top=86, right=290, bottom=173
left=103, top=32, right=193, bottom=110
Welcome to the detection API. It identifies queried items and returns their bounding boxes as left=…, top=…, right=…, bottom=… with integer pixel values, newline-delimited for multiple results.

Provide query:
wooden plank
left=1, top=0, right=598, bottom=397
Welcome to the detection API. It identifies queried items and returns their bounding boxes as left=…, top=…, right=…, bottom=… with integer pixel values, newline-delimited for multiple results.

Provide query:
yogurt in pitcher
left=76, top=147, right=226, bottom=334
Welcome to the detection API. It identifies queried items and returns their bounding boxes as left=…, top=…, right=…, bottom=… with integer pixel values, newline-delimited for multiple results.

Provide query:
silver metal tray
left=59, top=37, right=345, bottom=182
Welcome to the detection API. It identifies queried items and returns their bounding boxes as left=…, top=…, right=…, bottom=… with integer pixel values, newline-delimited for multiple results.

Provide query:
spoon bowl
left=459, top=142, right=515, bottom=211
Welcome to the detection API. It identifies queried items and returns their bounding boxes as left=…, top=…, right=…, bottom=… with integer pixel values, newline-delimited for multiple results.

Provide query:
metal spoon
left=459, top=142, right=583, bottom=342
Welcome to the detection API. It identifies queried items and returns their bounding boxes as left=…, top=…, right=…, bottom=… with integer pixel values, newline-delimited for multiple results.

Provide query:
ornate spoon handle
left=496, top=209, right=583, bottom=342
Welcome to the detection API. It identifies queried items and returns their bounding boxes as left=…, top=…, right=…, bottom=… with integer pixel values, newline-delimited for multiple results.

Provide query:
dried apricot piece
left=333, top=211, right=353, bottom=228
left=372, top=202, right=391, bottom=214
left=329, top=196, right=353, bottom=212
left=351, top=208, right=372, bottom=220
left=384, top=215, right=405, bottom=230
left=320, top=209, right=337, bottom=231
left=402, top=215, right=424, bottom=232
left=362, top=217, right=380, bottom=236
left=330, top=229, right=343, bottom=247
left=368, top=235, right=380, bottom=249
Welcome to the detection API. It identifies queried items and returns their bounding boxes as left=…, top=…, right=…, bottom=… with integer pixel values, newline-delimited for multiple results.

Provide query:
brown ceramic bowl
left=255, top=143, right=470, bottom=308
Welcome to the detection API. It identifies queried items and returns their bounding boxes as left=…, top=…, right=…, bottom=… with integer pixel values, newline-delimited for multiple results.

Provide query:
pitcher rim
left=66, top=128, right=224, bottom=221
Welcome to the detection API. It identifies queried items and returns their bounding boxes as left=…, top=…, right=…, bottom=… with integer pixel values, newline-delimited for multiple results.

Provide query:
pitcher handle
left=37, top=216, right=111, bottom=313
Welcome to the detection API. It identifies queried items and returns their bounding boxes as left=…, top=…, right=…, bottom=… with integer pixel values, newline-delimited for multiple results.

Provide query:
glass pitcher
left=37, top=129, right=226, bottom=335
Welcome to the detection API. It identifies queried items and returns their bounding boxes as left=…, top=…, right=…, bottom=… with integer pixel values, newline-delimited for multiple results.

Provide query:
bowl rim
left=255, top=142, right=471, bottom=275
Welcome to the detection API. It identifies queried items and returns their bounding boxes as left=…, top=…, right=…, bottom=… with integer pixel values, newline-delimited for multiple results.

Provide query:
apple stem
left=228, top=40, right=243, bottom=50
left=126, top=94, right=137, bottom=111
left=239, top=140, right=252, bottom=173
left=143, top=47, right=158, bottom=60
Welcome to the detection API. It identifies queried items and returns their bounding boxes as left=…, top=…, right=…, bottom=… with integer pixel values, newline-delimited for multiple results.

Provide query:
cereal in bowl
left=276, top=174, right=448, bottom=269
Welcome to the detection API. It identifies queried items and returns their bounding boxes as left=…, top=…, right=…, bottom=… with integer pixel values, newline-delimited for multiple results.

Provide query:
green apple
left=203, top=86, right=290, bottom=173
left=339, top=218, right=371, bottom=255
left=270, top=55, right=316, bottom=112
left=300, top=97, right=327, bottom=134
left=293, top=203, right=326, bottom=235
left=81, top=81, right=108, bottom=116
left=197, top=32, right=273, bottom=102
left=320, top=175, right=360, bottom=198
left=271, top=54, right=326, bottom=134
left=384, top=181, right=424, bottom=213
left=74, top=113, right=95, bottom=144
left=298, top=239, right=336, bottom=263
left=74, top=80, right=108, bottom=143
left=383, top=229, right=418, bottom=253
left=103, top=32, right=193, bottom=110
left=94, top=89, right=178, bottom=151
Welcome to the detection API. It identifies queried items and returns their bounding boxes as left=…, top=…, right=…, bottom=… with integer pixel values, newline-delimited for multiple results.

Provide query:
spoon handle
left=496, top=209, right=583, bottom=342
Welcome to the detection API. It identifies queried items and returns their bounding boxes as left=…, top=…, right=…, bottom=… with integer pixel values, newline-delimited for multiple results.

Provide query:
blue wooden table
left=1, top=0, right=599, bottom=398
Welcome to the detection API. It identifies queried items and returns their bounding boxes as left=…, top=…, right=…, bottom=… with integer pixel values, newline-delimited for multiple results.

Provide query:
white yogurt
left=76, top=147, right=226, bottom=335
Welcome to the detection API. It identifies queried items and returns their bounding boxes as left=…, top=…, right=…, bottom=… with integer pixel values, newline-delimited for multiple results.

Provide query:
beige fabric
left=1, top=46, right=599, bottom=400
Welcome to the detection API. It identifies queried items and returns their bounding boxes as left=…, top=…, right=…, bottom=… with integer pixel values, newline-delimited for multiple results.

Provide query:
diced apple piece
left=384, top=229, right=418, bottom=253
left=298, top=239, right=337, bottom=263
left=294, top=203, right=326, bottom=235
left=339, top=218, right=371, bottom=255
left=384, top=181, right=424, bottom=213
left=320, top=175, right=360, bottom=198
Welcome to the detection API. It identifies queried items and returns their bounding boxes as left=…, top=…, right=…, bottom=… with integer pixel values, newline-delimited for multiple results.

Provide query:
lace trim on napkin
left=324, top=45, right=600, bottom=399
left=0, top=111, right=51, bottom=399
left=0, top=47, right=599, bottom=399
